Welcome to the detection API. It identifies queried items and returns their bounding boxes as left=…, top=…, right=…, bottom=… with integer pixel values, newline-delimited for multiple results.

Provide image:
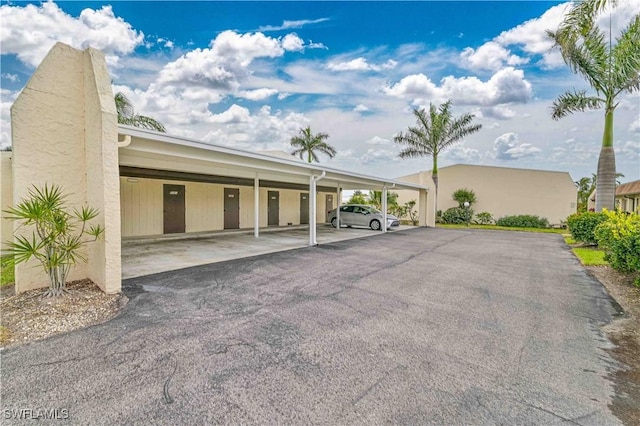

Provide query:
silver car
left=327, top=204, right=400, bottom=231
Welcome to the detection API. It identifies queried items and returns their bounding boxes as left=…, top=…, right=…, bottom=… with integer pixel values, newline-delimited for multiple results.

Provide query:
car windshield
left=364, top=207, right=380, bottom=214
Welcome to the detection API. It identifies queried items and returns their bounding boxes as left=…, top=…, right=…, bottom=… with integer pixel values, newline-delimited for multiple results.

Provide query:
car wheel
left=370, top=219, right=381, bottom=231
left=331, top=217, right=338, bottom=228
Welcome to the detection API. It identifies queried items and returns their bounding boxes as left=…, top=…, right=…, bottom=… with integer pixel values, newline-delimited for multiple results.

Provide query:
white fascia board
left=117, top=125, right=427, bottom=192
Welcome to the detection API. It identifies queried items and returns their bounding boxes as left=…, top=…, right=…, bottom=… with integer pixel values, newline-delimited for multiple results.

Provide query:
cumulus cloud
left=361, top=148, right=400, bottom=165
left=493, top=133, right=541, bottom=160
left=238, top=88, right=279, bottom=101
left=384, top=67, right=532, bottom=107
left=0, top=2, right=144, bottom=68
left=481, top=105, right=516, bottom=120
left=460, top=41, right=528, bottom=71
left=442, top=145, right=482, bottom=163
left=354, top=104, right=369, bottom=113
left=202, top=105, right=309, bottom=150
left=366, top=136, right=391, bottom=145
left=629, top=118, right=640, bottom=134
left=281, top=33, right=305, bottom=52
left=327, top=57, right=397, bottom=72
left=258, top=18, right=329, bottom=32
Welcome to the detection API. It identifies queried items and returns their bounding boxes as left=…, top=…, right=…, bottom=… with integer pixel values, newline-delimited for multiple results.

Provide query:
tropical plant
left=290, top=126, right=336, bottom=163
left=368, top=190, right=399, bottom=211
left=566, top=211, right=608, bottom=244
left=474, top=212, right=494, bottom=225
left=394, top=101, right=482, bottom=213
left=115, top=92, right=166, bottom=132
left=402, top=200, right=420, bottom=225
left=548, top=2, right=640, bottom=211
left=575, top=173, right=625, bottom=212
left=452, top=188, right=477, bottom=208
left=347, top=190, right=367, bottom=205
left=594, top=209, right=640, bottom=286
left=496, top=215, right=549, bottom=229
left=3, top=184, right=104, bottom=297
left=441, top=207, right=473, bottom=225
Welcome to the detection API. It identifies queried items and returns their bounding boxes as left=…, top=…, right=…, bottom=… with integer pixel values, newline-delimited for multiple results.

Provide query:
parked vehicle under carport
left=327, top=204, right=400, bottom=231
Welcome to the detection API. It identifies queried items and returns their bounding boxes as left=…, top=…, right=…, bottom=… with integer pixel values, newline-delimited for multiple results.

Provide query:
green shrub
left=452, top=188, right=477, bottom=208
left=594, top=210, right=640, bottom=282
left=474, top=211, right=494, bottom=225
left=496, top=215, right=549, bottom=228
left=566, top=212, right=607, bottom=245
left=442, top=207, right=473, bottom=224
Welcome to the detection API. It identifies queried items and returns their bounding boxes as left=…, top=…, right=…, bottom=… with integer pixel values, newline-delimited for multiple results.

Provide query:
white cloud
left=442, top=145, right=482, bottom=163
left=258, top=18, right=329, bottom=32
left=354, top=104, right=369, bottom=113
left=238, top=88, right=279, bottom=101
left=630, top=118, right=640, bottom=134
left=281, top=33, right=305, bottom=52
left=617, top=139, right=640, bottom=158
left=327, top=57, right=397, bottom=72
left=0, top=2, right=144, bottom=68
left=493, top=133, right=541, bottom=160
left=481, top=105, right=516, bottom=120
left=1, top=73, right=18, bottom=83
left=307, top=41, right=328, bottom=50
left=361, top=148, right=400, bottom=165
left=366, top=136, right=391, bottom=145
left=384, top=67, right=532, bottom=107
left=460, top=41, right=528, bottom=71
left=202, top=105, right=309, bottom=150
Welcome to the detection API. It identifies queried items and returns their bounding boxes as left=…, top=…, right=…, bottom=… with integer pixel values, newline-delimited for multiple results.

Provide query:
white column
left=254, top=175, right=259, bottom=238
left=309, top=175, right=316, bottom=245
left=336, top=185, right=341, bottom=231
left=382, top=186, right=388, bottom=232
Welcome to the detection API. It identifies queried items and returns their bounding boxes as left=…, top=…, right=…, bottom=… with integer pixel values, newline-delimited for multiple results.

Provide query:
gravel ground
left=0, top=279, right=124, bottom=348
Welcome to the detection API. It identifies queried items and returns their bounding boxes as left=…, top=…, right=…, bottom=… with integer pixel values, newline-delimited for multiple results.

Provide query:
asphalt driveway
left=0, top=228, right=624, bottom=424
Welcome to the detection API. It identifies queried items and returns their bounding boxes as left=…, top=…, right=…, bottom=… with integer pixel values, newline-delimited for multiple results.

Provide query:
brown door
left=163, top=184, right=185, bottom=234
left=268, top=191, right=279, bottom=226
left=326, top=194, right=334, bottom=221
left=224, top=188, right=240, bottom=229
left=300, top=193, right=309, bottom=225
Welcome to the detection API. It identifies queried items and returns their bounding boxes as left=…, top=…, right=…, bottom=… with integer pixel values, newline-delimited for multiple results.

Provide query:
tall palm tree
left=115, top=92, right=166, bottom=132
left=394, top=101, right=482, bottom=214
left=290, top=126, right=336, bottom=163
left=548, top=3, right=639, bottom=211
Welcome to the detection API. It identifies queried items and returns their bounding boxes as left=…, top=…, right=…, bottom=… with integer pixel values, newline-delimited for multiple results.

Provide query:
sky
left=1, top=0, right=639, bottom=183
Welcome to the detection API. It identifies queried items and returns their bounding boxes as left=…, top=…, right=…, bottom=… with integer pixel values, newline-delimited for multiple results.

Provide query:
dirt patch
left=0, top=279, right=125, bottom=349
left=588, top=266, right=640, bottom=426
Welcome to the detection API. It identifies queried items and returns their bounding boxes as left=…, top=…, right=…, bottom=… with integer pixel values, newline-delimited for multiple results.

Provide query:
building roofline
left=117, top=125, right=428, bottom=191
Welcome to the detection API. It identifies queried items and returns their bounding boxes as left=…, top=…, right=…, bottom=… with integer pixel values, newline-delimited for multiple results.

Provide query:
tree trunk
left=432, top=172, right=439, bottom=218
left=595, top=108, right=616, bottom=212
left=595, top=146, right=616, bottom=211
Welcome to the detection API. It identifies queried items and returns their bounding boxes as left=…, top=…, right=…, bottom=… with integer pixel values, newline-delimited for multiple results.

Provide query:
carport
left=117, top=126, right=430, bottom=250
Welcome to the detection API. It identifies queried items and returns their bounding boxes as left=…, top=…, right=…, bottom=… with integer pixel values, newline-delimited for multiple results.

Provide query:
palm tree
left=548, top=3, right=639, bottom=211
left=115, top=92, right=166, bottom=132
left=290, top=126, right=336, bottom=163
left=394, top=101, right=482, bottom=214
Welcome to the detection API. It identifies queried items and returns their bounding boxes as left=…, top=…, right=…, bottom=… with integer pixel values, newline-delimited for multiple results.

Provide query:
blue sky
left=1, top=1, right=639, bottom=182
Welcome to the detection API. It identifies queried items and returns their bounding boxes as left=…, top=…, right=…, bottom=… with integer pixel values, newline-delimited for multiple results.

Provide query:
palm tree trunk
left=595, top=109, right=616, bottom=211
left=432, top=155, right=439, bottom=217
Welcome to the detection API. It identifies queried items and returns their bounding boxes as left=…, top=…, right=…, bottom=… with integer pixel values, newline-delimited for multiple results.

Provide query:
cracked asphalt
left=0, top=228, right=626, bottom=425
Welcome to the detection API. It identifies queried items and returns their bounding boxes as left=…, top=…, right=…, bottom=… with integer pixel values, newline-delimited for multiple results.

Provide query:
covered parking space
left=117, top=126, right=430, bottom=277
left=121, top=224, right=416, bottom=279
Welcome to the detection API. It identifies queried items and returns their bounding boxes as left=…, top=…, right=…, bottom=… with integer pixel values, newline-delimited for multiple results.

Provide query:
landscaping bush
left=474, top=211, right=494, bottom=225
left=566, top=212, right=607, bottom=245
left=496, top=215, right=549, bottom=228
left=441, top=206, right=473, bottom=224
left=452, top=188, right=477, bottom=208
left=594, top=210, right=640, bottom=286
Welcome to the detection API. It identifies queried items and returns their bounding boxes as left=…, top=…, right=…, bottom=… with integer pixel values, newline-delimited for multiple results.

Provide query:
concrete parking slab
left=122, top=225, right=413, bottom=279
left=1, top=228, right=626, bottom=424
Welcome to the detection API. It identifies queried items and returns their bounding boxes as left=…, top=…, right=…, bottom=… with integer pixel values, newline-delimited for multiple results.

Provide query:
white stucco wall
left=397, top=164, right=577, bottom=225
left=1, top=152, right=13, bottom=254
left=10, top=43, right=120, bottom=294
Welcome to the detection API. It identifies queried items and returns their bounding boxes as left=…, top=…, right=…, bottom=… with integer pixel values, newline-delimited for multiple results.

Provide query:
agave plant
left=3, top=184, right=104, bottom=297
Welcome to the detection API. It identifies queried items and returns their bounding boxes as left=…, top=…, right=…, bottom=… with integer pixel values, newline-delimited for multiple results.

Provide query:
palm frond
left=551, top=90, right=605, bottom=120
left=611, top=14, right=640, bottom=95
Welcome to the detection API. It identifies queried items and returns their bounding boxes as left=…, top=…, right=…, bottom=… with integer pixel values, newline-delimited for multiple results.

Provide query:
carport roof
left=117, top=125, right=428, bottom=192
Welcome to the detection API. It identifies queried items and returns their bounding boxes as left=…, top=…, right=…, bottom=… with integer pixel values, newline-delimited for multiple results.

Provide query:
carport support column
left=336, top=185, right=341, bottom=231
left=382, top=186, right=388, bottom=232
left=309, top=171, right=326, bottom=245
left=254, top=175, right=259, bottom=238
